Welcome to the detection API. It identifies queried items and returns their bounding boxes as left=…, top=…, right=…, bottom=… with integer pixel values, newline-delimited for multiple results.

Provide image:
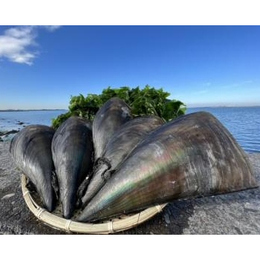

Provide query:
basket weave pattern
left=21, top=174, right=167, bottom=234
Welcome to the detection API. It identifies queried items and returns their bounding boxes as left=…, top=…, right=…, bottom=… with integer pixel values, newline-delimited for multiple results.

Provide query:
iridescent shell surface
left=80, top=115, right=164, bottom=207
left=52, top=116, right=93, bottom=219
left=92, top=97, right=132, bottom=160
left=10, top=125, right=56, bottom=212
left=78, top=112, right=257, bottom=222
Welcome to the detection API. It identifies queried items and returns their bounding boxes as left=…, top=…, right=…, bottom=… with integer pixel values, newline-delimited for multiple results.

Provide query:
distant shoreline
left=0, top=109, right=67, bottom=112
left=1, top=106, right=260, bottom=112
left=187, top=105, right=260, bottom=109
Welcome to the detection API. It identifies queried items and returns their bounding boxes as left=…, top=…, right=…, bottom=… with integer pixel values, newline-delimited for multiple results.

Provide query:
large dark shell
left=92, top=97, right=132, bottom=161
left=9, top=125, right=56, bottom=212
left=79, top=115, right=165, bottom=207
left=78, top=112, right=258, bottom=222
left=51, top=116, right=93, bottom=219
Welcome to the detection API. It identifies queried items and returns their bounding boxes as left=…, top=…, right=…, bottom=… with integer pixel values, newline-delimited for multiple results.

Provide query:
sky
left=0, top=25, right=260, bottom=109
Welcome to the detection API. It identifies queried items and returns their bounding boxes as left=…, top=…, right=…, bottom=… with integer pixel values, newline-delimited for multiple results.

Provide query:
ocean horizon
left=1, top=106, right=259, bottom=154
left=1, top=105, right=260, bottom=111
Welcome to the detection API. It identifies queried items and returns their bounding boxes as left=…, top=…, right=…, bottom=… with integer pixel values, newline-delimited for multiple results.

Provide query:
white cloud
left=0, top=25, right=61, bottom=65
left=0, top=26, right=37, bottom=65
left=43, top=25, right=61, bottom=32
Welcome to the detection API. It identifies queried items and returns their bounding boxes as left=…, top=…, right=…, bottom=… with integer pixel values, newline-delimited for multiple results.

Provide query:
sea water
left=0, top=110, right=67, bottom=140
left=187, top=107, right=260, bottom=153
left=0, top=107, right=259, bottom=153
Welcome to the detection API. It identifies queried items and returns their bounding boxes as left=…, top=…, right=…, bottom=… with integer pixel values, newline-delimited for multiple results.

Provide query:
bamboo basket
left=21, top=174, right=167, bottom=234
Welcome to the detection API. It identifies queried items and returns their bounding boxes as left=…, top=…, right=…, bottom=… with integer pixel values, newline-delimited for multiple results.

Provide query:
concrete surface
left=1, top=141, right=260, bottom=235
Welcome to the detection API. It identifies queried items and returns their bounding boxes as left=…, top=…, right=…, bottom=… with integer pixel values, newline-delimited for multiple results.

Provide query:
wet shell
left=52, top=116, right=93, bottom=219
left=92, top=97, right=132, bottom=161
left=77, top=112, right=258, bottom=222
left=9, top=125, right=56, bottom=212
left=79, top=115, right=165, bottom=207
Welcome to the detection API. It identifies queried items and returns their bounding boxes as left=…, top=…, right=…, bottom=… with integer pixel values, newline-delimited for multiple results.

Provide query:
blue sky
left=0, top=25, right=260, bottom=109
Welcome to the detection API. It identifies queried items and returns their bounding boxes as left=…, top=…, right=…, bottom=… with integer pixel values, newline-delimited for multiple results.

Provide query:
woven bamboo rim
left=21, top=174, right=167, bottom=234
